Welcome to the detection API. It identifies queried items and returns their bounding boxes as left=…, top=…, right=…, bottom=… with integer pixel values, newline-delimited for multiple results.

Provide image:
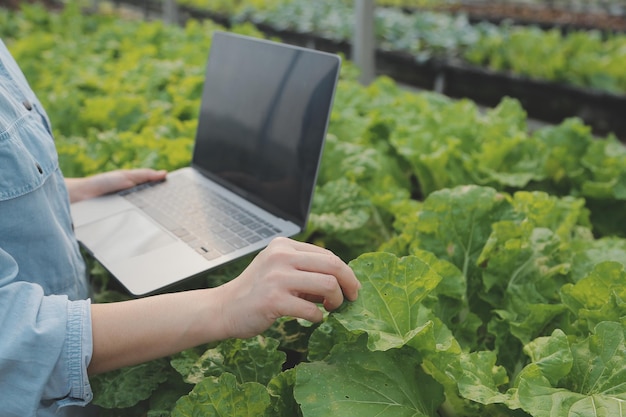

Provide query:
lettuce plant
left=4, top=5, right=626, bottom=416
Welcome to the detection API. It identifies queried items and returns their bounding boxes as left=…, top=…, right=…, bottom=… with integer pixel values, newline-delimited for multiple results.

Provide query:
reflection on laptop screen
left=192, top=32, right=340, bottom=227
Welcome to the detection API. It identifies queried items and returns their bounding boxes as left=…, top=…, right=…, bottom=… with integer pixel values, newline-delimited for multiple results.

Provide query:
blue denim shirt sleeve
left=0, top=39, right=94, bottom=416
left=0, top=252, right=93, bottom=415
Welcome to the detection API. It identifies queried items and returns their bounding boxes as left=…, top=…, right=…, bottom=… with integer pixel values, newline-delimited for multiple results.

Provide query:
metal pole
left=89, top=0, right=99, bottom=13
left=163, top=0, right=179, bottom=25
left=353, top=0, right=375, bottom=85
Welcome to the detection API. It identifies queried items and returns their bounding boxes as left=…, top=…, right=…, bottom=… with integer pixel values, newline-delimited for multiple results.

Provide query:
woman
left=0, top=39, right=360, bottom=416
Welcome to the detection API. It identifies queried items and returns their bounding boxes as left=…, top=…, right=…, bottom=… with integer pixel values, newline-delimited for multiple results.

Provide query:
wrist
left=65, top=175, right=104, bottom=203
left=188, top=287, right=233, bottom=344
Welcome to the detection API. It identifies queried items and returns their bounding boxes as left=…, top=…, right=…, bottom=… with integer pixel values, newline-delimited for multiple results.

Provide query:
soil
left=427, top=2, right=626, bottom=32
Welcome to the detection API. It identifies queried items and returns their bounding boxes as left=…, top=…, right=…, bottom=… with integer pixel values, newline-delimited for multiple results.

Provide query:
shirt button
left=23, top=100, right=33, bottom=111
left=36, top=162, right=43, bottom=174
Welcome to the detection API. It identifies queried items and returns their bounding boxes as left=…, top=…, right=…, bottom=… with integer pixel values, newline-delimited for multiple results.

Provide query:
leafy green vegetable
left=454, top=351, right=511, bottom=406
left=295, top=336, right=444, bottom=417
left=570, top=237, right=626, bottom=282
left=266, top=369, right=302, bottom=417
left=91, top=359, right=170, bottom=409
left=560, top=261, right=626, bottom=333
left=171, top=372, right=271, bottom=417
left=515, top=322, right=626, bottom=417
left=306, top=178, right=386, bottom=259
left=170, top=336, right=285, bottom=385
left=180, top=0, right=626, bottom=94
left=7, top=5, right=626, bottom=417
left=335, top=252, right=443, bottom=351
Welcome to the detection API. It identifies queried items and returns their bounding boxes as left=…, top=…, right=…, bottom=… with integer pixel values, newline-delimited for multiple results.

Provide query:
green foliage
left=170, top=336, right=286, bottom=386
left=466, top=26, right=626, bottom=93
left=171, top=373, right=271, bottom=416
left=295, top=337, right=445, bottom=417
left=336, top=252, right=446, bottom=351
left=5, top=4, right=626, bottom=417
left=512, top=321, right=626, bottom=417
left=91, top=359, right=172, bottom=409
left=179, top=0, right=626, bottom=94
left=3, top=3, right=219, bottom=176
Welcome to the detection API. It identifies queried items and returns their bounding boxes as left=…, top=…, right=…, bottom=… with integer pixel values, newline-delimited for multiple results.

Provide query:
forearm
left=65, top=169, right=167, bottom=203
left=64, top=174, right=138, bottom=203
left=88, top=287, right=229, bottom=375
left=64, top=177, right=98, bottom=203
left=87, top=238, right=361, bottom=375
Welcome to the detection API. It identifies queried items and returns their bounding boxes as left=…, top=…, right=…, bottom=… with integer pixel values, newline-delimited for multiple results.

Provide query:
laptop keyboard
left=119, top=176, right=282, bottom=260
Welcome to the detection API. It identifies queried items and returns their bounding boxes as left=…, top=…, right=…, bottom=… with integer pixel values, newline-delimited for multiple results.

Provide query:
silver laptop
left=70, top=31, right=341, bottom=296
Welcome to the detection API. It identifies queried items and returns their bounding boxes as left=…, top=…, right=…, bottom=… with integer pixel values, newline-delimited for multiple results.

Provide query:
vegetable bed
left=3, top=4, right=626, bottom=417
left=386, top=0, right=626, bottom=32
left=163, top=0, right=626, bottom=137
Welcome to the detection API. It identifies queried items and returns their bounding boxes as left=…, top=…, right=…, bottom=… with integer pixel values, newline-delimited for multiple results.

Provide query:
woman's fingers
left=122, top=168, right=168, bottom=185
left=296, top=252, right=360, bottom=302
left=107, top=169, right=167, bottom=192
left=87, top=169, right=167, bottom=197
left=220, top=238, right=361, bottom=338
left=274, top=295, right=326, bottom=324
left=284, top=270, right=345, bottom=311
left=267, top=237, right=361, bottom=302
left=281, top=238, right=334, bottom=254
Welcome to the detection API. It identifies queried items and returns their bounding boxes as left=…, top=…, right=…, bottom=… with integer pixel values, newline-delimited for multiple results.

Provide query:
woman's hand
left=217, top=237, right=361, bottom=339
left=89, top=237, right=360, bottom=375
left=65, top=169, right=167, bottom=203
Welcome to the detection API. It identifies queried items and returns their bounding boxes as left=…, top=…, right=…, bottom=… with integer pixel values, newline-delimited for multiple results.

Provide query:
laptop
left=70, top=31, right=341, bottom=296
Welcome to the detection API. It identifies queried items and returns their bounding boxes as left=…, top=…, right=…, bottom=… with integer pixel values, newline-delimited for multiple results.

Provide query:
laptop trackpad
left=76, top=210, right=175, bottom=264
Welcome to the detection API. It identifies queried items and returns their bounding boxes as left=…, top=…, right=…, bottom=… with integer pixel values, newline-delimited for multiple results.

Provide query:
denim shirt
left=0, top=40, right=93, bottom=416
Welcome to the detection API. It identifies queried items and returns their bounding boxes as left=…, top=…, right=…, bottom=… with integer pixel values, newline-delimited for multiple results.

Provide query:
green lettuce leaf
left=409, top=248, right=468, bottom=327
left=379, top=197, right=424, bottom=256
left=408, top=186, right=518, bottom=331
left=170, top=336, right=285, bottom=385
left=510, top=191, right=590, bottom=242
left=145, top=372, right=194, bottom=417
left=318, top=128, right=410, bottom=208
left=91, top=359, right=170, bottom=409
left=410, top=186, right=515, bottom=272
left=171, top=372, right=271, bottom=417
left=267, top=369, right=302, bottom=417
left=522, top=329, right=573, bottom=386
left=307, top=178, right=389, bottom=259
left=334, top=251, right=443, bottom=351
left=532, top=118, right=592, bottom=192
left=516, top=322, right=626, bottom=417
left=294, top=337, right=444, bottom=417
left=570, top=237, right=626, bottom=282
left=306, top=316, right=361, bottom=362
left=454, top=351, right=511, bottom=406
left=479, top=223, right=569, bottom=345
left=389, top=97, right=541, bottom=195
left=308, top=179, right=372, bottom=235
left=560, top=262, right=626, bottom=332
left=580, top=137, right=626, bottom=200
left=329, top=252, right=472, bottom=413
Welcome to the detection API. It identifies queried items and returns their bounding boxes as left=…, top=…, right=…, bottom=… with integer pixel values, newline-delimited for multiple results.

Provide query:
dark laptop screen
left=192, top=32, right=340, bottom=227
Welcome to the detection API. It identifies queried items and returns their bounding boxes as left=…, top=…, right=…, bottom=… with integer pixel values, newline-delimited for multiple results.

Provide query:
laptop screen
left=192, top=32, right=341, bottom=227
